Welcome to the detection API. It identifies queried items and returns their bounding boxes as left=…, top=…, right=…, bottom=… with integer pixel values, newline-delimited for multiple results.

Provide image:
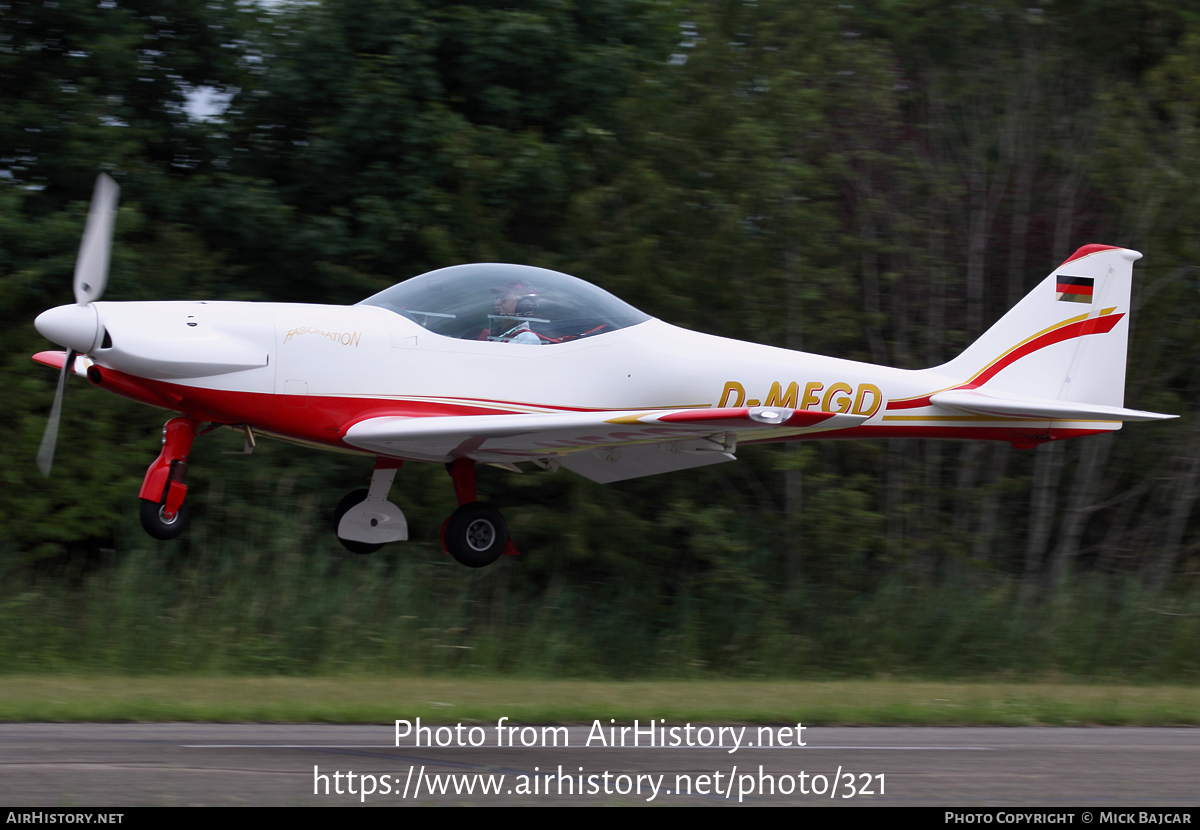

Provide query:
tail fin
left=938, top=244, right=1141, bottom=408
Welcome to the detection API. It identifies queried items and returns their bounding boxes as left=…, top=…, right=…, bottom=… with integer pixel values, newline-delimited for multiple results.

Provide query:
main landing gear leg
left=441, top=458, right=519, bottom=568
left=138, top=416, right=199, bottom=540
left=334, top=458, right=408, bottom=554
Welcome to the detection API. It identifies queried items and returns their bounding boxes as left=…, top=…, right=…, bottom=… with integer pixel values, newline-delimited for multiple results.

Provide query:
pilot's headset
left=494, top=279, right=538, bottom=316
left=516, top=294, right=537, bottom=316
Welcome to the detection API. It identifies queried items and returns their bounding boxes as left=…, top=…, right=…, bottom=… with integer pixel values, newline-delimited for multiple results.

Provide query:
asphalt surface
left=1, top=724, right=1198, bottom=806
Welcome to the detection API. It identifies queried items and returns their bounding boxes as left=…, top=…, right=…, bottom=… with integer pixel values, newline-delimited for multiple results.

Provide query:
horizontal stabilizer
left=930, top=388, right=1177, bottom=422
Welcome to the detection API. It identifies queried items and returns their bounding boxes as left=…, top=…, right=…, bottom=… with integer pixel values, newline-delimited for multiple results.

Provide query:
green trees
left=200, top=0, right=674, bottom=303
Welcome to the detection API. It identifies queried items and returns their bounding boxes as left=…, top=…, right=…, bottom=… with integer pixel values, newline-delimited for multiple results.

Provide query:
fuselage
left=35, top=298, right=1110, bottom=461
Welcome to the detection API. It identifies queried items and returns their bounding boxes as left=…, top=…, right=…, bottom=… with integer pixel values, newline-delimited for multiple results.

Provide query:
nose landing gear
left=138, top=416, right=198, bottom=540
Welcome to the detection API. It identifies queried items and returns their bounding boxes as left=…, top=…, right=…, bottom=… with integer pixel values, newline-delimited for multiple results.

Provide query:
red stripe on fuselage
left=84, top=367, right=577, bottom=449
left=35, top=353, right=184, bottom=409
left=73, top=362, right=1115, bottom=456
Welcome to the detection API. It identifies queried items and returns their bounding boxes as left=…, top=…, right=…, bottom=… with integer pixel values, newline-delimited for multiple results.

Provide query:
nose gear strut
left=138, top=416, right=198, bottom=540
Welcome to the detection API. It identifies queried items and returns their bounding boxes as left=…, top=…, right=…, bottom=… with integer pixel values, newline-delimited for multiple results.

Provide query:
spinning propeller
left=35, top=173, right=119, bottom=476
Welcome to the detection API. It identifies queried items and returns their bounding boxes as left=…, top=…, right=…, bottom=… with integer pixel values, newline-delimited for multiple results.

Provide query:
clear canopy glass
left=358, top=263, right=651, bottom=344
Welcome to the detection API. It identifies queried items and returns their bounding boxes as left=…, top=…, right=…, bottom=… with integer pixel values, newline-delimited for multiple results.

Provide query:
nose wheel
left=139, top=495, right=190, bottom=540
left=442, top=502, right=508, bottom=568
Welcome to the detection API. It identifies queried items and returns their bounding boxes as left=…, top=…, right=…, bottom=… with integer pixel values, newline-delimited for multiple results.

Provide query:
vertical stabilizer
left=937, top=244, right=1141, bottom=407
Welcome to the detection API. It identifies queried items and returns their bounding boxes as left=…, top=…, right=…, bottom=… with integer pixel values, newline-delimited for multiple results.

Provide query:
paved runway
left=2, top=724, right=1198, bottom=806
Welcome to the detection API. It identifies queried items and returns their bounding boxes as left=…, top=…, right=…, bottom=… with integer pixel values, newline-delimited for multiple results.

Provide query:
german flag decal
left=1055, top=275, right=1094, bottom=303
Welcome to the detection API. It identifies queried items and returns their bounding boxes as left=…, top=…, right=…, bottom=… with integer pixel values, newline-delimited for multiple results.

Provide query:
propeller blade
left=35, top=349, right=75, bottom=477
left=73, top=174, right=119, bottom=306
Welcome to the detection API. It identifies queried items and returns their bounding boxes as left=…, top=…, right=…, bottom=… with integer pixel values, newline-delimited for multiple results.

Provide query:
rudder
left=937, top=244, right=1141, bottom=408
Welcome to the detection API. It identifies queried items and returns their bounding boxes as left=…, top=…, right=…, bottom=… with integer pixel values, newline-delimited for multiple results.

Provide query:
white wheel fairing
left=336, top=466, right=408, bottom=544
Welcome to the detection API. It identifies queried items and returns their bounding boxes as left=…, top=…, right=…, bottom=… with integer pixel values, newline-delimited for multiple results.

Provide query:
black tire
left=139, top=497, right=190, bottom=541
left=444, top=502, right=507, bottom=568
left=334, top=489, right=383, bottom=555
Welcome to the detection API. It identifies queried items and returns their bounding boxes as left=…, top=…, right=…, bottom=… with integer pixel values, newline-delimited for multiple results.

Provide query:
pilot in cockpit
left=488, top=279, right=543, bottom=344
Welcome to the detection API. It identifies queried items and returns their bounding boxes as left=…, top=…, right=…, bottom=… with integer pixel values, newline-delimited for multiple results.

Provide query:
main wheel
left=334, top=489, right=383, bottom=555
left=443, top=502, right=507, bottom=568
left=139, top=497, right=190, bottom=541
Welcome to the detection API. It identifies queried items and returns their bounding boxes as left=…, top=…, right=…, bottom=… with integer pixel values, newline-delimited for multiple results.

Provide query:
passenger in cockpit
left=490, top=279, right=542, bottom=344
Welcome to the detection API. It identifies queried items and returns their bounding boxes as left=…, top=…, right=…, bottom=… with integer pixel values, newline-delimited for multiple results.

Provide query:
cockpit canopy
left=358, top=263, right=651, bottom=344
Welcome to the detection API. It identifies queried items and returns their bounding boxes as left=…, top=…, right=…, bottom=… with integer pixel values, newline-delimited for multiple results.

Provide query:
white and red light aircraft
left=32, top=175, right=1176, bottom=566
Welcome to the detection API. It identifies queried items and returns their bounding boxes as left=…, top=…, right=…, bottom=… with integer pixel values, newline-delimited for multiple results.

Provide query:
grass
left=4, top=537, right=1200, bottom=681
left=1, top=676, right=1199, bottom=725
left=4, top=499, right=1199, bottom=693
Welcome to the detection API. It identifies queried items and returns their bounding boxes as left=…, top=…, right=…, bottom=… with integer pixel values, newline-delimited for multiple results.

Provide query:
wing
left=343, top=406, right=868, bottom=483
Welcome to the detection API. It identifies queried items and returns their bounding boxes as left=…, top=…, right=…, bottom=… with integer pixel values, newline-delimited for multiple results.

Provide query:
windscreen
left=358, top=263, right=650, bottom=344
